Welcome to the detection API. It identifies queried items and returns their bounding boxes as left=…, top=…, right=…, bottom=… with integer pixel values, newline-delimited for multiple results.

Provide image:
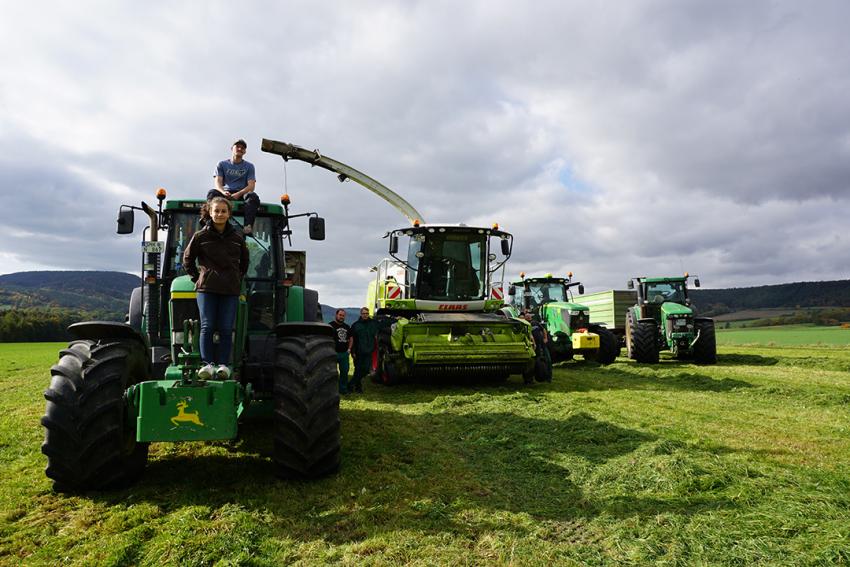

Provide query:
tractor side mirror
left=578, top=284, right=584, bottom=295
left=500, top=239, right=510, bottom=256
left=389, top=234, right=399, bottom=254
left=309, top=217, right=325, bottom=240
left=508, top=285, right=516, bottom=296
left=694, top=278, right=700, bottom=288
left=627, top=280, right=634, bottom=289
left=117, top=208, right=134, bottom=234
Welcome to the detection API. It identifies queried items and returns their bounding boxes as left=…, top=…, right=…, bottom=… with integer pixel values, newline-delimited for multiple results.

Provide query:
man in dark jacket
left=349, top=307, right=377, bottom=393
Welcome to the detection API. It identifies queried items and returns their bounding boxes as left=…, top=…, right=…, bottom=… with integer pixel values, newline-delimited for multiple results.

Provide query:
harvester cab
left=505, top=273, right=619, bottom=365
left=625, top=274, right=716, bottom=364
left=41, top=164, right=342, bottom=493
left=368, top=223, right=536, bottom=383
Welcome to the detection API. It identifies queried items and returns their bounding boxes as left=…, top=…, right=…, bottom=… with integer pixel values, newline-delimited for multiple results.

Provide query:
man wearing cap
left=208, top=139, right=260, bottom=235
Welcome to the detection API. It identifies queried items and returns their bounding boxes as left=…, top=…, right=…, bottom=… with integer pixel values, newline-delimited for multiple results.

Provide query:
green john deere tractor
left=503, top=273, right=619, bottom=364
left=625, top=274, right=717, bottom=364
left=366, top=222, right=536, bottom=384
left=41, top=180, right=340, bottom=492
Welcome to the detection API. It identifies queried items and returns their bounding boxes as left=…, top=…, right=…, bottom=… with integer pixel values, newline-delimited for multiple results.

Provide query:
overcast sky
left=2, top=1, right=848, bottom=307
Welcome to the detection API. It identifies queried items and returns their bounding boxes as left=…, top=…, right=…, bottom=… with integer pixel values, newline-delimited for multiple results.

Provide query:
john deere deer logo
left=171, top=400, right=205, bottom=427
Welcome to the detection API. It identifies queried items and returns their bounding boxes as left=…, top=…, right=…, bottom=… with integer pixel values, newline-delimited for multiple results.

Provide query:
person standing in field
left=329, top=308, right=353, bottom=394
left=183, top=196, right=249, bottom=380
left=208, top=139, right=260, bottom=235
left=349, top=307, right=378, bottom=393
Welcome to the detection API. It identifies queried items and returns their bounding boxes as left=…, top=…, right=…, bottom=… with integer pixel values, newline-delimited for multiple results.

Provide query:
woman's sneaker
left=216, top=365, right=232, bottom=380
left=198, top=363, right=215, bottom=380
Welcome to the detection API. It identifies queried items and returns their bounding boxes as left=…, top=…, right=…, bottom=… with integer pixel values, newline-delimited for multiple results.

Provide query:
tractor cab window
left=165, top=212, right=204, bottom=278
left=409, top=230, right=486, bottom=301
left=528, top=282, right=566, bottom=307
left=644, top=281, right=686, bottom=304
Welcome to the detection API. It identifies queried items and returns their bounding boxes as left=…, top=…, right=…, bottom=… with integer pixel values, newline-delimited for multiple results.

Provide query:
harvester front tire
left=629, top=315, right=659, bottom=364
left=376, top=328, right=401, bottom=385
left=588, top=325, right=619, bottom=365
left=41, top=339, right=149, bottom=492
left=692, top=319, right=717, bottom=364
left=273, top=334, right=340, bottom=479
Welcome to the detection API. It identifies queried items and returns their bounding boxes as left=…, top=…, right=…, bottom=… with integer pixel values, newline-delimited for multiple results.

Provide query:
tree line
left=0, top=308, right=122, bottom=342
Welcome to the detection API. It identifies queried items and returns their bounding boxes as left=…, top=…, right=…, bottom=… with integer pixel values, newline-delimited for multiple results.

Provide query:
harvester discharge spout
left=261, top=138, right=425, bottom=224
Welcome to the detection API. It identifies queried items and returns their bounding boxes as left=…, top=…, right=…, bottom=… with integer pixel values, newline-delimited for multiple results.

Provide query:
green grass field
left=1, top=339, right=849, bottom=566
left=717, top=324, right=850, bottom=346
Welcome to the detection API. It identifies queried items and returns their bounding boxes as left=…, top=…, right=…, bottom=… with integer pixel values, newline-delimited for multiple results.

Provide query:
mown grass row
left=1, top=341, right=848, bottom=565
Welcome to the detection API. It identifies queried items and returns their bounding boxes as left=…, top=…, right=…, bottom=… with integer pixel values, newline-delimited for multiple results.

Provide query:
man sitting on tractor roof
left=208, top=138, right=260, bottom=235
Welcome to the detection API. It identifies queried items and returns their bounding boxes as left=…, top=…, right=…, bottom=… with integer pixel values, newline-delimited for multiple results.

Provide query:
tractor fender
left=275, top=322, right=336, bottom=339
left=68, top=321, right=149, bottom=350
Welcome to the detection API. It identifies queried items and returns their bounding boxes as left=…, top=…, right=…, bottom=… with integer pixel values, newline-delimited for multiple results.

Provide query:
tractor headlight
left=569, top=310, right=583, bottom=316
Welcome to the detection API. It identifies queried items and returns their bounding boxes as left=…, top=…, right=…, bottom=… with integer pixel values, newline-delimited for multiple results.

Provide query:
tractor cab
left=628, top=275, right=699, bottom=323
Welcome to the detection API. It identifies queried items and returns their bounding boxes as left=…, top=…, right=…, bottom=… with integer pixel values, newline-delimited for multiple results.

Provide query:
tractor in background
left=504, top=273, right=619, bottom=365
left=624, top=274, right=717, bottom=364
left=41, top=163, right=340, bottom=492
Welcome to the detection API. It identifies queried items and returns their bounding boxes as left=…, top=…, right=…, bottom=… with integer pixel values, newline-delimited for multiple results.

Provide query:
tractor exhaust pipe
left=141, top=202, right=160, bottom=343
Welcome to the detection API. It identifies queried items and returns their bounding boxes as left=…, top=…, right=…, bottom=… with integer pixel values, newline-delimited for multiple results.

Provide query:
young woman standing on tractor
left=183, top=196, right=249, bottom=379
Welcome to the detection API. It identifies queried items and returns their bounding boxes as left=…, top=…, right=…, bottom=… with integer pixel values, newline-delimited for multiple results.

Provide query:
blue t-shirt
left=215, top=159, right=256, bottom=191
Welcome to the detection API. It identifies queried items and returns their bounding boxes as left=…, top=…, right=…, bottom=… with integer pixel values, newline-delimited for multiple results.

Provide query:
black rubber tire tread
left=128, top=287, right=142, bottom=331
left=631, top=318, right=660, bottom=364
left=273, top=334, right=341, bottom=479
left=692, top=318, right=717, bottom=364
left=588, top=324, right=619, bottom=365
left=41, top=339, right=149, bottom=492
left=376, top=328, right=401, bottom=385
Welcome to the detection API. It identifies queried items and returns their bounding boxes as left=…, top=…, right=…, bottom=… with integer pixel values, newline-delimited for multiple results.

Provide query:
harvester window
left=410, top=231, right=486, bottom=301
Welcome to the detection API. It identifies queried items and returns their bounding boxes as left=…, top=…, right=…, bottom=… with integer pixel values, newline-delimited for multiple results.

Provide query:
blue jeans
left=197, top=292, right=238, bottom=365
left=336, top=352, right=350, bottom=393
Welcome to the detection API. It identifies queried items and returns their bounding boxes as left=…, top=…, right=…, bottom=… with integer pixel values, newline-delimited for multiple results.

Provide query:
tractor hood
left=660, top=302, right=693, bottom=318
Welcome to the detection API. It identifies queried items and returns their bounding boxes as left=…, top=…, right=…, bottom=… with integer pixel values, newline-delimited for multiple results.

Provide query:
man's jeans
left=336, top=352, right=350, bottom=393
left=197, top=292, right=238, bottom=365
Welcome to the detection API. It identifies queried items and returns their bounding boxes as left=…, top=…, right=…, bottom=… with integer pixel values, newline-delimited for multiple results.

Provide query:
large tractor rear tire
left=41, top=339, right=149, bottom=492
left=692, top=318, right=717, bottom=364
left=588, top=324, right=619, bottom=365
left=273, top=334, right=340, bottom=479
left=627, top=313, right=659, bottom=363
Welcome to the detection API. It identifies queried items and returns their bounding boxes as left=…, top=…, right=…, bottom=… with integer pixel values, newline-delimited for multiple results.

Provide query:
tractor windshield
left=164, top=212, right=275, bottom=281
left=644, top=281, right=686, bottom=304
left=527, top=281, right=567, bottom=307
left=406, top=230, right=487, bottom=301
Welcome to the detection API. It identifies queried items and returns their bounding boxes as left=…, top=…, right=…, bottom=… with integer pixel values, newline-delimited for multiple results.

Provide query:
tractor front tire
left=588, top=325, right=619, bottom=365
left=692, top=319, right=717, bottom=364
left=41, top=339, right=149, bottom=492
left=273, top=334, right=340, bottom=479
left=629, top=314, right=659, bottom=364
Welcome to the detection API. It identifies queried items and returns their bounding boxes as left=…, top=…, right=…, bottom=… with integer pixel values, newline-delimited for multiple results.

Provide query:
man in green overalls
left=349, top=307, right=378, bottom=393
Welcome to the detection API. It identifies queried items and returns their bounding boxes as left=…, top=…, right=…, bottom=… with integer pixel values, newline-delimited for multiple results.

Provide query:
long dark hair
left=200, top=196, right=232, bottom=222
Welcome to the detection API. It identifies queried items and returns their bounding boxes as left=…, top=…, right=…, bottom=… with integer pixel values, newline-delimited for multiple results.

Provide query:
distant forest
left=0, top=271, right=139, bottom=342
left=0, top=272, right=848, bottom=341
